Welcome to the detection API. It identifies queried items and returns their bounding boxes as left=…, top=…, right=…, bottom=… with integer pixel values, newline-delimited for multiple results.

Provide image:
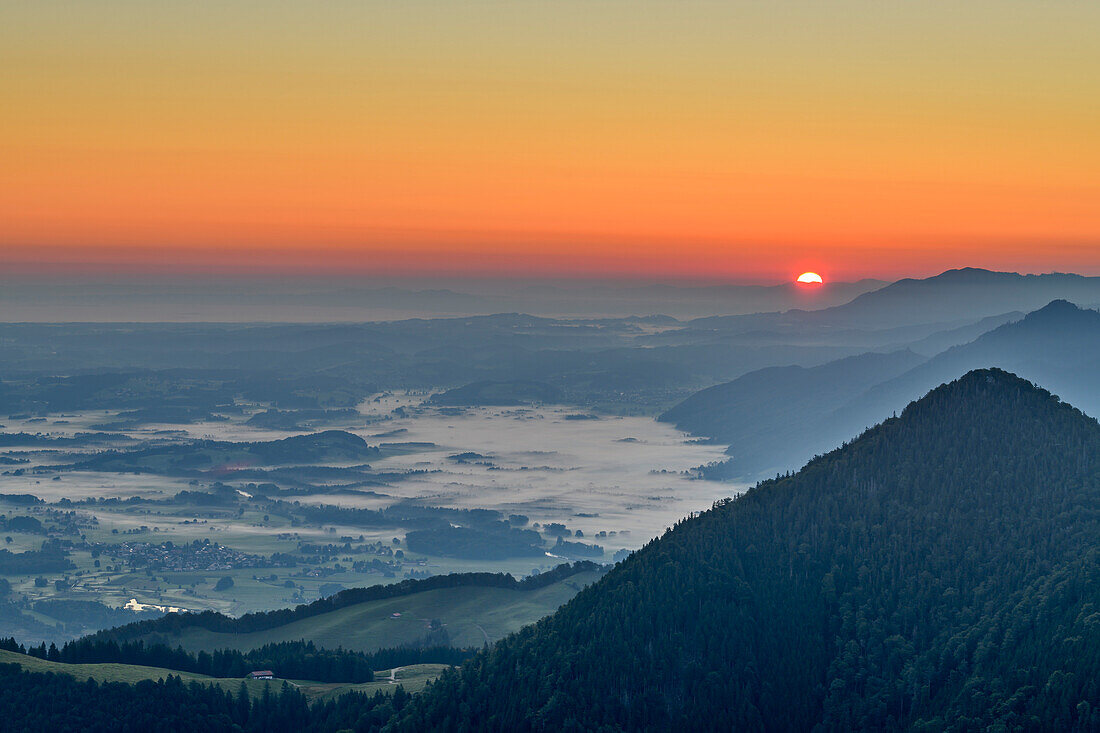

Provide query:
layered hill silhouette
left=819, top=268, right=1100, bottom=327
left=666, top=300, right=1100, bottom=479
left=388, top=369, right=1100, bottom=730
left=830, top=299, right=1100, bottom=440
left=660, top=350, right=926, bottom=476
left=690, top=268, right=1100, bottom=334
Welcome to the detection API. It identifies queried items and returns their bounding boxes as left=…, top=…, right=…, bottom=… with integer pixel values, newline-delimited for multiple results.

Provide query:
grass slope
left=130, top=571, right=601, bottom=654
left=0, top=648, right=446, bottom=700
left=293, top=664, right=448, bottom=701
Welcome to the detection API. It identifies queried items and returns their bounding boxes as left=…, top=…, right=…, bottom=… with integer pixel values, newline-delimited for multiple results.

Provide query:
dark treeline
left=65, top=430, right=378, bottom=475
left=0, top=514, right=45, bottom=533
left=355, top=644, right=474, bottom=672
left=282, top=500, right=512, bottom=534
left=404, top=525, right=545, bottom=559
left=89, top=561, right=601, bottom=642
left=0, top=493, right=42, bottom=505
left=2, top=637, right=477, bottom=683
left=550, top=536, right=605, bottom=558
left=382, top=370, right=1100, bottom=731
left=0, top=431, right=124, bottom=447
left=7, top=638, right=372, bottom=683
left=281, top=500, right=583, bottom=542
left=0, top=662, right=410, bottom=732
left=32, top=599, right=163, bottom=630
left=0, top=541, right=75, bottom=574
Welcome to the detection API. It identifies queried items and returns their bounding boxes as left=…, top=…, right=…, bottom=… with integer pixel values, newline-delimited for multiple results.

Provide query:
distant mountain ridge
left=387, top=369, right=1100, bottom=730
left=823, top=268, right=1100, bottom=327
left=690, top=268, right=1100, bottom=332
left=0, top=273, right=889, bottom=321
left=659, top=350, right=926, bottom=476
left=834, top=299, right=1100, bottom=435
left=666, top=299, right=1100, bottom=479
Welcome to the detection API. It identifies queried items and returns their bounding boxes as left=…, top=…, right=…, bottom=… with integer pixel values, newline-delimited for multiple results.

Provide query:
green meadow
left=126, top=569, right=602, bottom=653
left=0, top=649, right=447, bottom=700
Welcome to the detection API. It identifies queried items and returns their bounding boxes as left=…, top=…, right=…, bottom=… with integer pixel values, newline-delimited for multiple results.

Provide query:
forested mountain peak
left=840, top=301, right=1100, bottom=426
left=387, top=369, right=1100, bottom=731
left=888, top=366, right=1086, bottom=430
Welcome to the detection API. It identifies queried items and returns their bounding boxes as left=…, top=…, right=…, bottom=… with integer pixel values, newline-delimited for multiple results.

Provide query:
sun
left=796, top=272, right=824, bottom=284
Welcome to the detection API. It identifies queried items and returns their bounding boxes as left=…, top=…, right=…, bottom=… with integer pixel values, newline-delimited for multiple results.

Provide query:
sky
left=2, top=1, right=1099, bottom=282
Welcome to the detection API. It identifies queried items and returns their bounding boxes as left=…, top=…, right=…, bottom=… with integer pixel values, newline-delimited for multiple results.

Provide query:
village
left=103, top=539, right=295, bottom=573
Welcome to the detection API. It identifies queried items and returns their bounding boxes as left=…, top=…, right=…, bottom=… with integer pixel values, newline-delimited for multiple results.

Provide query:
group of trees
left=404, top=525, right=546, bottom=560
left=549, top=536, right=604, bottom=558
left=70, top=430, right=380, bottom=476
left=2, top=637, right=477, bottom=684
left=31, top=599, right=161, bottom=630
left=0, top=514, right=45, bottom=534
left=0, top=541, right=74, bottom=574
left=0, top=662, right=412, bottom=732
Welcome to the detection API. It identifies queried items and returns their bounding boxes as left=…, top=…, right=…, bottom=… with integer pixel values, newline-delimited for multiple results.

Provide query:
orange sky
left=2, top=1, right=1098, bottom=281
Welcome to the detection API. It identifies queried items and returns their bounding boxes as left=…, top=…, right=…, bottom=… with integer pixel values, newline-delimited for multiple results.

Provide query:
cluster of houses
left=122, top=597, right=185, bottom=613
left=105, top=539, right=290, bottom=572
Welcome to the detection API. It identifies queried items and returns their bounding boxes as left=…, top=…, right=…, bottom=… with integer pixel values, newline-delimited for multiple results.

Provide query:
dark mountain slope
left=659, top=349, right=926, bottom=476
left=388, top=370, right=1100, bottom=731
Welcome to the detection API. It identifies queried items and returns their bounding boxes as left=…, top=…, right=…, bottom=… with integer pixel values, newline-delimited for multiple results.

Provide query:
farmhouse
left=246, top=670, right=275, bottom=680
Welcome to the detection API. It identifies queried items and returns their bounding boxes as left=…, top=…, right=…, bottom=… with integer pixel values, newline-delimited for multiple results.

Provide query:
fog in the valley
left=0, top=399, right=735, bottom=552
left=2, top=266, right=1099, bottom=639
left=351, top=396, right=735, bottom=548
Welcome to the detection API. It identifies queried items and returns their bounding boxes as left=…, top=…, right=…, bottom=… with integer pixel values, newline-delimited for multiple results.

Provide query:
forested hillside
left=388, top=369, right=1100, bottom=730
left=0, top=662, right=407, bottom=732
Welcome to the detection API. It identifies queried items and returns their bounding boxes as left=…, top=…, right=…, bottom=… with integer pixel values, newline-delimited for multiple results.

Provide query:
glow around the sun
left=797, top=272, right=824, bottom=284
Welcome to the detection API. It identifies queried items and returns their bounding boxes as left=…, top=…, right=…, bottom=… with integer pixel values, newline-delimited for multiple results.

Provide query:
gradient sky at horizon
left=2, top=1, right=1099, bottom=282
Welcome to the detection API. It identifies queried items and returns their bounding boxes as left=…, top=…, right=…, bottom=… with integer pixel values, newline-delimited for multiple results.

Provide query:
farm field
left=293, top=664, right=449, bottom=700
